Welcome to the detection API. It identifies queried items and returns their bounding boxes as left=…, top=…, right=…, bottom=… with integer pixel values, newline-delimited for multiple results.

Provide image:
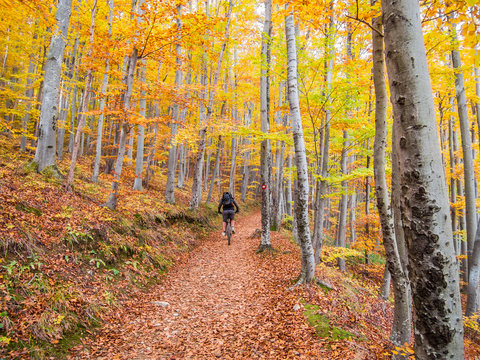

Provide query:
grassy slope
left=0, top=135, right=226, bottom=359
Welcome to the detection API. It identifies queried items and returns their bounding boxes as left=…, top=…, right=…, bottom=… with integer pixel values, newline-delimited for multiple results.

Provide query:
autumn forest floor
left=1, top=135, right=480, bottom=359
left=73, top=211, right=395, bottom=360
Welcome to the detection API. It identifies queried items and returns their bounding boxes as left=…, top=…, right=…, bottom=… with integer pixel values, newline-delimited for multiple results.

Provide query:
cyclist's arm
left=233, top=200, right=240, bottom=213
left=218, top=199, right=223, bottom=213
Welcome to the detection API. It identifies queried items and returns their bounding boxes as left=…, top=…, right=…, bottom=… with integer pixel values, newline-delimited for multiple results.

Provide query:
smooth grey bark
left=475, top=52, right=480, bottom=136
left=92, top=0, right=113, bottom=183
left=382, top=0, right=464, bottom=357
left=56, top=82, right=68, bottom=159
left=312, top=16, right=334, bottom=264
left=258, top=0, right=273, bottom=252
left=207, top=136, right=222, bottom=203
left=336, top=131, right=348, bottom=272
left=20, top=57, right=36, bottom=152
left=204, top=137, right=213, bottom=192
left=349, top=184, right=357, bottom=244
left=380, top=267, right=391, bottom=300
left=241, top=102, right=253, bottom=202
left=190, top=0, right=233, bottom=210
left=466, top=219, right=480, bottom=316
left=272, top=82, right=286, bottom=230
left=228, top=136, right=237, bottom=195
left=133, top=59, right=147, bottom=191
left=285, top=5, right=315, bottom=283
left=451, top=27, right=477, bottom=282
left=105, top=48, right=138, bottom=210
left=64, top=0, right=97, bottom=191
left=165, top=4, right=183, bottom=203
left=33, top=0, right=73, bottom=172
left=145, top=122, right=158, bottom=189
left=286, top=151, right=293, bottom=216
left=177, top=144, right=185, bottom=189
left=372, top=9, right=411, bottom=350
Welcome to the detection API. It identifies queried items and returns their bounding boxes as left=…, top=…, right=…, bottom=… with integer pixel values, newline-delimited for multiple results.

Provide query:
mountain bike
left=225, top=217, right=233, bottom=245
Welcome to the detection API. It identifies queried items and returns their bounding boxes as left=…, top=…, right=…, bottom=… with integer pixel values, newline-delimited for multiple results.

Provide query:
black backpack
left=222, top=192, right=232, bottom=206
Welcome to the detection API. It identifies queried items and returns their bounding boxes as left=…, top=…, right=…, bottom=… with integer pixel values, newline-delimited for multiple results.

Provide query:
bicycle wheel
left=226, top=220, right=232, bottom=245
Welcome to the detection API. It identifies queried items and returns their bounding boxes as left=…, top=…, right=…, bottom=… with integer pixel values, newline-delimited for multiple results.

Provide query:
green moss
left=304, top=303, right=356, bottom=340
left=16, top=201, right=42, bottom=216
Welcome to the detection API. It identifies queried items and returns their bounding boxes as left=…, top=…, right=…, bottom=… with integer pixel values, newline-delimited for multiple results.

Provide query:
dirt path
left=75, top=211, right=325, bottom=359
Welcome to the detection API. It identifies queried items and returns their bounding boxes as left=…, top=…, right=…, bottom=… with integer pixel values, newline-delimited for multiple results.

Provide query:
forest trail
left=74, top=211, right=327, bottom=359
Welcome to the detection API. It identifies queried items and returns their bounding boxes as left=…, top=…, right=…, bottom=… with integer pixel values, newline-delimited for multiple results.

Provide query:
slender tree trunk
left=20, top=56, right=36, bottom=152
left=228, top=136, right=237, bottom=195
left=165, top=4, right=183, bottom=203
left=451, top=27, right=477, bottom=287
left=380, top=267, right=391, bottom=300
left=64, top=0, right=97, bottom=191
left=336, top=131, right=348, bottom=272
left=207, top=136, right=222, bottom=203
left=33, top=0, right=73, bottom=173
left=312, top=15, right=334, bottom=264
left=92, top=0, right=113, bottom=183
left=133, top=59, right=147, bottom=191
left=105, top=48, right=138, bottom=209
left=145, top=122, right=158, bottom=189
left=382, top=0, right=464, bottom=357
left=285, top=4, right=315, bottom=284
left=190, top=0, right=233, bottom=210
left=258, top=0, right=273, bottom=252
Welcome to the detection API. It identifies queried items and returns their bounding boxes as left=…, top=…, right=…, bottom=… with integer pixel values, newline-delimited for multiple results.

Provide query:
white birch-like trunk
left=64, top=0, right=97, bottom=191
left=165, top=4, right=183, bottom=203
left=228, top=136, right=237, bottom=195
left=207, top=136, right=222, bottom=203
left=312, top=16, right=334, bottom=264
left=451, top=27, right=477, bottom=284
left=336, top=131, right=348, bottom=272
left=285, top=4, right=315, bottom=283
left=382, top=0, right=464, bottom=357
left=258, top=0, right=273, bottom=252
left=133, top=59, right=147, bottom=191
left=33, top=0, right=73, bottom=172
left=190, top=0, right=233, bottom=210
left=20, top=57, right=36, bottom=152
left=92, top=0, right=113, bottom=183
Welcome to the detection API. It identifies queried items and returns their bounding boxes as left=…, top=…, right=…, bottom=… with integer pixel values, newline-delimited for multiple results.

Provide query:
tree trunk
left=92, top=0, right=112, bottom=183
left=133, top=59, right=147, bottom=191
left=336, top=131, right=348, bottom=272
left=372, top=8, right=411, bottom=349
left=285, top=5, right=315, bottom=284
left=165, top=4, right=183, bottom=203
left=258, top=0, right=273, bottom=252
left=190, top=0, right=233, bottom=210
left=207, top=136, right=223, bottom=203
left=312, top=15, right=334, bottom=264
left=64, top=0, right=97, bottom=191
left=382, top=0, right=464, bottom=357
left=33, top=0, right=73, bottom=173
left=228, top=136, right=237, bottom=195
left=105, top=48, right=138, bottom=210
left=20, top=57, right=36, bottom=152
left=451, top=27, right=477, bottom=286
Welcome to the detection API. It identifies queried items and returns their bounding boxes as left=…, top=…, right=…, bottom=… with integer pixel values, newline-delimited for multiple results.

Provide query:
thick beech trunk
left=382, top=0, right=464, bottom=357
left=372, top=9, right=411, bottom=349
left=33, top=0, right=73, bottom=172
left=285, top=5, right=315, bottom=283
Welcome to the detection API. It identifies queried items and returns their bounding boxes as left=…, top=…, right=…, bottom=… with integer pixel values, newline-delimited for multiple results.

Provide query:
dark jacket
left=218, top=196, right=239, bottom=213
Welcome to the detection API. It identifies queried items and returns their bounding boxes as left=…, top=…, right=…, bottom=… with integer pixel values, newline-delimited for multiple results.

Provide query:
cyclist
left=218, top=191, right=239, bottom=236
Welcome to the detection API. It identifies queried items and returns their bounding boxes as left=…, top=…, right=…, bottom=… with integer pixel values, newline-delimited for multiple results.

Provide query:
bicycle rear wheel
left=226, top=220, right=232, bottom=245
